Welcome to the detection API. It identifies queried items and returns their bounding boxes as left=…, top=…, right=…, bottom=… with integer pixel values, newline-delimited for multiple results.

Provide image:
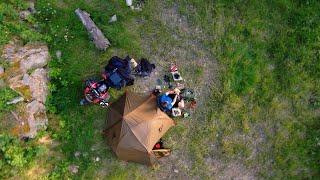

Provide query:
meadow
left=0, top=0, right=319, bottom=179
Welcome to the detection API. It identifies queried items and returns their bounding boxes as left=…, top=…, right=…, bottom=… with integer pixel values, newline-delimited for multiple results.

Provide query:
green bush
left=0, top=88, right=19, bottom=115
left=0, top=135, right=42, bottom=178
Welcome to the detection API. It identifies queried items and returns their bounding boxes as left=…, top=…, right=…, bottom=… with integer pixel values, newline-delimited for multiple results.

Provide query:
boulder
left=2, top=42, right=50, bottom=138
left=29, top=68, right=48, bottom=103
left=25, top=100, right=48, bottom=138
left=20, top=46, right=49, bottom=73
left=2, top=44, right=50, bottom=69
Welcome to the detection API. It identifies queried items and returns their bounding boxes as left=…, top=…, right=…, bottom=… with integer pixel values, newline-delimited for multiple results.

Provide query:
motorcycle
left=80, top=79, right=110, bottom=107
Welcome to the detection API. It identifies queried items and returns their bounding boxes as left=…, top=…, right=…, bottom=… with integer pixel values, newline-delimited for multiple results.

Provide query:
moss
left=14, top=85, right=32, bottom=100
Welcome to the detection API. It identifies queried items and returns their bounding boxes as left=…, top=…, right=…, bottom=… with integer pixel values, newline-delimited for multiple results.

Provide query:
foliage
left=0, top=88, right=19, bottom=116
left=32, top=0, right=144, bottom=178
left=0, top=0, right=319, bottom=178
left=0, top=0, right=47, bottom=45
left=0, top=135, right=43, bottom=179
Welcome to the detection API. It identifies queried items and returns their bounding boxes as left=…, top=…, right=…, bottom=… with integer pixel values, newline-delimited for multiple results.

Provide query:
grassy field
left=1, top=0, right=319, bottom=179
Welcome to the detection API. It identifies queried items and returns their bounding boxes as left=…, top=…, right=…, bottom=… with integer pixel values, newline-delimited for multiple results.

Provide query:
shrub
left=0, top=135, right=42, bottom=178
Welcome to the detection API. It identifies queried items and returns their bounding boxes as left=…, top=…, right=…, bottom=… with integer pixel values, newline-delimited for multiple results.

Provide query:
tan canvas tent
left=104, top=91, right=175, bottom=165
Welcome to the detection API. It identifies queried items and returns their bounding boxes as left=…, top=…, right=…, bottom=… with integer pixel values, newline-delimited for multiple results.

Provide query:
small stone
left=74, top=151, right=81, bottom=157
left=126, top=0, right=132, bottom=6
left=28, top=2, right=36, bottom=14
left=7, top=97, right=24, bottom=105
left=22, top=74, right=30, bottom=85
left=0, top=66, right=4, bottom=75
left=20, top=11, right=31, bottom=20
left=68, top=164, right=79, bottom=174
left=56, top=50, right=62, bottom=59
left=173, top=169, right=179, bottom=173
left=109, top=15, right=117, bottom=23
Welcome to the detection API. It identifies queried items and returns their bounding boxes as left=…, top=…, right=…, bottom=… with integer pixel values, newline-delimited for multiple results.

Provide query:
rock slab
left=1, top=42, right=50, bottom=138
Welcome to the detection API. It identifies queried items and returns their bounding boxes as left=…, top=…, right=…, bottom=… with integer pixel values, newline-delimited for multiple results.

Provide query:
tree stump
left=75, top=8, right=111, bottom=50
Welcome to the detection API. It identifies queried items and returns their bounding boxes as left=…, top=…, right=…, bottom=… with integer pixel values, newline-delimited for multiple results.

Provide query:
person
left=157, top=89, right=179, bottom=112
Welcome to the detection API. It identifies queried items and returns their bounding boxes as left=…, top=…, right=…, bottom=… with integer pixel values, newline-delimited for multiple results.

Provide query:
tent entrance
left=152, top=149, right=171, bottom=159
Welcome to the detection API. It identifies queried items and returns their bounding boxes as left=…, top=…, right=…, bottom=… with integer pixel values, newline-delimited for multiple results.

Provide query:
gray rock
left=20, top=46, right=50, bottom=73
left=109, top=15, right=117, bottom=23
left=56, top=50, right=62, bottom=59
left=2, top=44, right=50, bottom=70
left=28, top=1, right=36, bottom=14
left=7, top=97, right=24, bottom=105
left=0, top=66, right=4, bottom=75
left=1, top=44, right=17, bottom=63
left=69, top=165, right=79, bottom=174
left=126, top=0, right=133, bottom=6
left=74, top=151, right=81, bottom=157
left=8, top=75, right=25, bottom=93
left=22, top=73, right=30, bottom=85
left=24, top=100, right=48, bottom=138
left=29, top=68, right=48, bottom=103
left=19, top=10, right=31, bottom=20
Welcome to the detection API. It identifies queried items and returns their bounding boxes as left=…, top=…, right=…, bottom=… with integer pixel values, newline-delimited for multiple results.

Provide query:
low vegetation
left=175, top=0, right=320, bottom=178
left=0, top=0, right=319, bottom=179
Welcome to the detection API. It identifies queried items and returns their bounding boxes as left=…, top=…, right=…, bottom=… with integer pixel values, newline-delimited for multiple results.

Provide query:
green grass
left=0, top=0, right=47, bottom=46
left=0, top=0, right=319, bottom=179
left=34, top=0, right=148, bottom=179
left=173, top=0, right=320, bottom=178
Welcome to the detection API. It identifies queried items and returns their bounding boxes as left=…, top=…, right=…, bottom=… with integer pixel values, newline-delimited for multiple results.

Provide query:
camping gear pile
left=81, top=56, right=196, bottom=166
left=80, top=56, right=155, bottom=107
left=80, top=79, right=110, bottom=107
left=155, top=64, right=197, bottom=118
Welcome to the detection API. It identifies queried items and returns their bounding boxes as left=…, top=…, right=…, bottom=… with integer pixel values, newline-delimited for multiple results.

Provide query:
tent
left=104, top=91, right=175, bottom=165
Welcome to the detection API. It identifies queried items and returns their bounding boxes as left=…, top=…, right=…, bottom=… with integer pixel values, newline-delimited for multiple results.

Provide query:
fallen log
left=75, top=8, right=111, bottom=50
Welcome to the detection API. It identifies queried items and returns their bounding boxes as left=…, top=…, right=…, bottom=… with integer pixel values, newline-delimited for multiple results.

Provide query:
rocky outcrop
left=25, top=100, right=48, bottom=138
left=2, top=43, right=49, bottom=73
left=1, top=42, right=50, bottom=138
left=29, top=68, right=48, bottom=103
